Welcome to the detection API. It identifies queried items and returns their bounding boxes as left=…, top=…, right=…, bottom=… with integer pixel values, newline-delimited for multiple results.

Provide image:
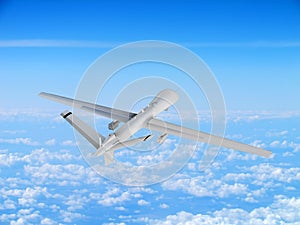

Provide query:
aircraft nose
left=157, top=89, right=179, bottom=105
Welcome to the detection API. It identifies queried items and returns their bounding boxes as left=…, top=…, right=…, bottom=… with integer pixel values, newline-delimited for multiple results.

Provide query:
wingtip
left=259, top=149, right=273, bottom=158
left=265, top=151, right=273, bottom=158
left=38, top=92, right=47, bottom=97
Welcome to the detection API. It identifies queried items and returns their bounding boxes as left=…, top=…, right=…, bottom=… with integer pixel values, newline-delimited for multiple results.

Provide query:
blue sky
left=1, top=1, right=300, bottom=224
left=1, top=0, right=300, bottom=110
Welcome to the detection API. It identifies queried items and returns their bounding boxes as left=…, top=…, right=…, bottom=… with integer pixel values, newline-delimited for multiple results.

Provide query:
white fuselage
left=98, top=89, right=179, bottom=153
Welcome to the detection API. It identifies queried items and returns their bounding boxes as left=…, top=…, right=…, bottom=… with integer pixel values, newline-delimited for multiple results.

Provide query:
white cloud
left=22, top=148, right=79, bottom=163
left=0, top=188, right=23, bottom=198
left=138, top=199, right=150, bottom=206
left=0, top=137, right=39, bottom=146
left=268, top=140, right=300, bottom=155
left=249, top=140, right=266, bottom=149
left=65, top=194, right=88, bottom=211
left=247, top=163, right=300, bottom=184
left=0, top=110, right=58, bottom=121
left=2, top=130, right=26, bottom=134
left=88, top=187, right=153, bottom=207
left=0, top=39, right=120, bottom=48
left=218, top=183, right=248, bottom=198
left=0, top=213, right=16, bottom=221
left=0, top=152, right=18, bottom=166
left=224, top=149, right=258, bottom=161
left=24, top=163, right=102, bottom=186
left=18, top=187, right=49, bottom=207
left=115, top=206, right=126, bottom=211
left=2, top=39, right=300, bottom=49
left=8, top=208, right=42, bottom=225
left=0, top=148, right=80, bottom=167
left=60, top=210, right=84, bottom=223
left=266, top=130, right=288, bottom=137
left=162, top=161, right=300, bottom=203
left=136, top=147, right=173, bottom=165
left=283, top=151, right=294, bottom=157
left=225, top=111, right=300, bottom=124
left=10, top=218, right=26, bottom=225
left=45, top=138, right=56, bottom=146
left=270, top=140, right=281, bottom=148
left=41, top=218, right=56, bottom=225
left=131, top=187, right=157, bottom=194
left=103, top=223, right=126, bottom=225
left=3, top=199, right=16, bottom=209
left=1, top=109, right=299, bottom=224
left=159, top=203, right=169, bottom=209
left=61, top=140, right=77, bottom=146
left=291, top=143, right=300, bottom=153
left=162, top=173, right=247, bottom=198
left=149, top=195, right=300, bottom=225
left=94, top=188, right=131, bottom=206
left=224, top=163, right=300, bottom=192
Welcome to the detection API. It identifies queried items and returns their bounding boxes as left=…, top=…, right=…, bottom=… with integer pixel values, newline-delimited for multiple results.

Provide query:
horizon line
left=1, top=39, right=300, bottom=48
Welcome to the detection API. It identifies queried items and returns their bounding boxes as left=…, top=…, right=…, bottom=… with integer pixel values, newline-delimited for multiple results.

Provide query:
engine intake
left=108, top=120, right=120, bottom=130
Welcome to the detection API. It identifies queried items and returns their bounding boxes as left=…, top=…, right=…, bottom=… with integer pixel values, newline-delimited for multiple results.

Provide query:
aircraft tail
left=94, top=134, right=152, bottom=165
left=60, top=110, right=105, bottom=149
left=61, top=110, right=152, bottom=165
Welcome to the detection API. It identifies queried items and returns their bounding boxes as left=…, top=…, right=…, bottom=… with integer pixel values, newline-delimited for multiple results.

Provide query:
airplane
left=39, top=89, right=272, bottom=165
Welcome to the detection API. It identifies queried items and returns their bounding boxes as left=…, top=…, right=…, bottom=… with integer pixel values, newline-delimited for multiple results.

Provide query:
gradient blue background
left=1, top=1, right=300, bottom=224
left=1, top=0, right=300, bottom=110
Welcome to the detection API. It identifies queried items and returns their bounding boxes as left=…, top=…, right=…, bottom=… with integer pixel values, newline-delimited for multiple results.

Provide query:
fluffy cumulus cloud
left=89, top=187, right=151, bottom=207
left=222, top=163, right=300, bottom=189
left=0, top=137, right=39, bottom=146
left=247, top=163, right=300, bottom=184
left=93, top=188, right=132, bottom=206
left=24, top=163, right=102, bottom=186
left=159, top=203, right=169, bottom=209
left=61, top=140, right=77, bottom=146
left=224, top=149, right=258, bottom=161
left=161, top=172, right=248, bottom=198
left=161, top=161, right=300, bottom=205
left=149, top=195, right=300, bottom=225
left=0, top=131, right=102, bottom=224
left=1, top=110, right=300, bottom=224
left=40, top=218, right=56, bottom=225
left=0, top=148, right=79, bottom=167
left=45, top=138, right=56, bottom=146
left=269, top=140, right=300, bottom=155
left=266, top=130, right=289, bottom=137
left=137, top=199, right=150, bottom=206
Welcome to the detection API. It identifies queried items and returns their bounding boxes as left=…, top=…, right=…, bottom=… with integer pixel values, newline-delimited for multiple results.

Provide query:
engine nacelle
left=108, top=120, right=120, bottom=130
left=157, top=133, right=168, bottom=144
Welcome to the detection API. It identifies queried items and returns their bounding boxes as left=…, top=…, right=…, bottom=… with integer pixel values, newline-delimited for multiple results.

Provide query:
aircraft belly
left=115, top=113, right=149, bottom=141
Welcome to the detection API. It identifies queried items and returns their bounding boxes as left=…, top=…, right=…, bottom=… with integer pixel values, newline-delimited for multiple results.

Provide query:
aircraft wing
left=39, top=92, right=137, bottom=122
left=147, top=118, right=272, bottom=158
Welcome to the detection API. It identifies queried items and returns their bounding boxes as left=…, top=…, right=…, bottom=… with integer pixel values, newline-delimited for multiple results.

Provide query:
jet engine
left=108, top=120, right=120, bottom=130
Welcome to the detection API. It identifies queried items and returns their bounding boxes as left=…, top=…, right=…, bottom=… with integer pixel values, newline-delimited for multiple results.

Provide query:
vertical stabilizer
left=103, top=151, right=115, bottom=165
left=60, top=110, right=105, bottom=149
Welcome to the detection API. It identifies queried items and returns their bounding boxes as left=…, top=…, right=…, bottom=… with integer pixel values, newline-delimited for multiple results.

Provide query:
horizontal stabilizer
left=111, top=134, right=152, bottom=151
left=60, top=111, right=105, bottom=149
left=93, top=134, right=152, bottom=165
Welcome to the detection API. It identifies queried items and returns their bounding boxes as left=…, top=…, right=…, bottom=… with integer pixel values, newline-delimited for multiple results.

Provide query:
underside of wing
left=39, top=92, right=137, bottom=122
left=147, top=118, right=272, bottom=158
